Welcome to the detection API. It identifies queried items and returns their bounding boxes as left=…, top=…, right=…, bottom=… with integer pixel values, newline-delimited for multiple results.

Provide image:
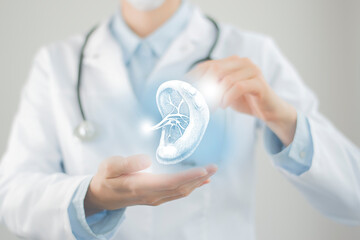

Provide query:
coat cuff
left=68, top=176, right=126, bottom=240
left=264, top=111, right=314, bottom=175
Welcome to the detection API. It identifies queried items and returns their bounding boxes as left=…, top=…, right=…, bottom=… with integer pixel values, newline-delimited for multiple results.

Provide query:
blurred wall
left=0, top=0, right=359, bottom=239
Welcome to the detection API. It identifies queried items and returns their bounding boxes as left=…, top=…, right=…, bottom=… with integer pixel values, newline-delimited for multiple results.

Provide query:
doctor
left=0, top=0, right=359, bottom=239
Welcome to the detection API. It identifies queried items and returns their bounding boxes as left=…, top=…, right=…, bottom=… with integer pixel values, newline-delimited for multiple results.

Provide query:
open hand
left=84, top=154, right=217, bottom=216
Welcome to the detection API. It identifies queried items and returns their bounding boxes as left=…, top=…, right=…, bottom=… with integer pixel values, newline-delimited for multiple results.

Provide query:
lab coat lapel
left=83, top=18, right=138, bottom=106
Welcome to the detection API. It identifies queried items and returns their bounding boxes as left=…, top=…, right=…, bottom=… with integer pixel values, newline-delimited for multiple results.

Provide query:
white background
left=0, top=0, right=359, bottom=239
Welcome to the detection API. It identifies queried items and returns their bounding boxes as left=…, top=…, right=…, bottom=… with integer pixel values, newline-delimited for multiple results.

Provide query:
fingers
left=219, top=68, right=258, bottom=93
left=203, top=164, right=218, bottom=176
left=107, top=164, right=217, bottom=208
left=150, top=193, right=186, bottom=206
left=152, top=164, right=216, bottom=199
left=221, top=79, right=260, bottom=108
left=163, top=169, right=215, bottom=196
left=149, top=172, right=214, bottom=206
left=101, top=154, right=152, bottom=178
left=124, top=164, right=217, bottom=193
left=133, top=166, right=209, bottom=190
left=200, top=179, right=211, bottom=186
left=186, top=56, right=263, bottom=111
left=159, top=164, right=217, bottom=190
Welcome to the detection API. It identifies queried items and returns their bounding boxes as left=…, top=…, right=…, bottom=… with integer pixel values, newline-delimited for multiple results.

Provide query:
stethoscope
left=74, top=16, right=220, bottom=141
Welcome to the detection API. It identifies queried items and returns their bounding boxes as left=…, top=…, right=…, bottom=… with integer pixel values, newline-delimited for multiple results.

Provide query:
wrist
left=84, top=180, right=104, bottom=216
left=265, top=102, right=297, bottom=146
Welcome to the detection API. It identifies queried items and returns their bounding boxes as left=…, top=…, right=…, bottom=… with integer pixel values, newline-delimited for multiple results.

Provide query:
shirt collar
left=109, top=0, right=192, bottom=64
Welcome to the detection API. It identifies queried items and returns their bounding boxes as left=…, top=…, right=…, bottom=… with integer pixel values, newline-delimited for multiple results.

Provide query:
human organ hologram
left=150, top=80, right=210, bottom=164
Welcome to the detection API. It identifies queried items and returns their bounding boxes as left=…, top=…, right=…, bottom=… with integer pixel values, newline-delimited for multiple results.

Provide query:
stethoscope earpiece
left=74, top=121, right=96, bottom=141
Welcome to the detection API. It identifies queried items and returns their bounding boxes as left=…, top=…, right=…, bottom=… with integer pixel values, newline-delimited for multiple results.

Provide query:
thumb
left=101, top=154, right=152, bottom=178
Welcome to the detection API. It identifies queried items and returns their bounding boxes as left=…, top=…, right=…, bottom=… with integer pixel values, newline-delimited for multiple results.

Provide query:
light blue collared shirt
left=67, top=1, right=314, bottom=238
left=110, top=0, right=192, bottom=100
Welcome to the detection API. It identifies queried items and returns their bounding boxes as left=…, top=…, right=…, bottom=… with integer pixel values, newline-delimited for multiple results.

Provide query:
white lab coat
left=0, top=6, right=359, bottom=240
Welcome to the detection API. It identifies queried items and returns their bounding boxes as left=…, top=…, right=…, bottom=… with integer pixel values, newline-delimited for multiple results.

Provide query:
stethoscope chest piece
left=74, top=121, right=96, bottom=141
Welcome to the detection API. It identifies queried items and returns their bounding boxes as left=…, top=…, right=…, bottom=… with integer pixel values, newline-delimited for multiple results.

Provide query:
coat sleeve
left=261, top=38, right=360, bottom=225
left=0, top=48, right=87, bottom=239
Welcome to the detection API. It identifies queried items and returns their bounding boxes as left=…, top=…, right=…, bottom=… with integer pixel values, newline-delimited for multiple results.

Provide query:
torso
left=44, top=7, right=271, bottom=239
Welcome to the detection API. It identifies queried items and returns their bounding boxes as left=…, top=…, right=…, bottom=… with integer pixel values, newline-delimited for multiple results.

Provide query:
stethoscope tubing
left=76, top=25, right=98, bottom=122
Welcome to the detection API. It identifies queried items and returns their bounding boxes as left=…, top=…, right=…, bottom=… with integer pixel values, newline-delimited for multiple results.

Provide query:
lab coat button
left=300, top=151, right=306, bottom=159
